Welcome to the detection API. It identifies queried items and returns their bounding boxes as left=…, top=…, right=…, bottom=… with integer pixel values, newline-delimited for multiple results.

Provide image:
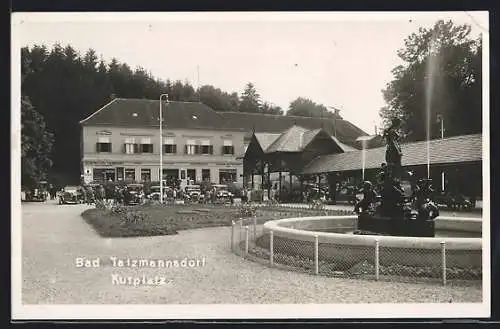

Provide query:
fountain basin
left=260, top=215, right=482, bottom=270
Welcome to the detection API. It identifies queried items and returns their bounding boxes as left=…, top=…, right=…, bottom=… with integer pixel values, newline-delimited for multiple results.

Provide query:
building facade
left=80, top=98, right=367, bottom=187
left=81, top=125, right=246, bottom=185
left=80, top=99, right=246, bottom=185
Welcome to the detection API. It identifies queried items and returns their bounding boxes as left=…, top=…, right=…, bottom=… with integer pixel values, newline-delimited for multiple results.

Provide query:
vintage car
left=334, top=185, right=361, bottom=205
left=25, top=181, right=49, bottom=202
left=434, top=192, right=473, bottom=211
left=59, top=185, right=83, bottom=204
left=124, top=183, right=144, bottom=205
left=148, top=185, right=172, bottom=201
left=185, top=185, right=202, bottom=201
left=213, top=184, right=233, bottom=200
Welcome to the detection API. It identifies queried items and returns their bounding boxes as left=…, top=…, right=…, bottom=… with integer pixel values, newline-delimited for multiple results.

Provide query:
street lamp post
left=437, top=114, right=445, bottom=192
left=159, top=94, right=169, bottom=203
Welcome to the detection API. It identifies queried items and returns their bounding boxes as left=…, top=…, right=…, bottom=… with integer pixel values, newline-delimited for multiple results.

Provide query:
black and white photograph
left=11, top=11, right=490, bottom=319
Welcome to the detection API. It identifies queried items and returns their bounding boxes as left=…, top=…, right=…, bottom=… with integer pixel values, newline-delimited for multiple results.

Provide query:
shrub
left=239, top=202, right=256, bottom=218
left=121, top=211, right=149, bottom=224
left=308, top=199, right=325, bottom=211
left=110, top=204, right=128, bottom=215
left=95, top=200, right=106, bottom=210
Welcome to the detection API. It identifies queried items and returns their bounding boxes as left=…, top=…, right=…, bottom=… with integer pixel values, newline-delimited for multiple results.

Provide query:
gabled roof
left=219, top=111, right=367, bottom=148
left=79, top=98, right=241, bottom=131
left=250, top=125, right=353, bottom=156
left=265, top=125, right=312, bottom=153
left=254, top=133, right=281, bottom=151
left=301, top=134, right=483, bottom=174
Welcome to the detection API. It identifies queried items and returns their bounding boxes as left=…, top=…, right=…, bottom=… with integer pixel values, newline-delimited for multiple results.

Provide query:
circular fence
left=232, top=214, right=482, bottom=283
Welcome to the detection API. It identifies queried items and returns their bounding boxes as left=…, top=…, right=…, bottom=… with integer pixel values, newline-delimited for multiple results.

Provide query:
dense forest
left=21, top=44, right=336, bottom=186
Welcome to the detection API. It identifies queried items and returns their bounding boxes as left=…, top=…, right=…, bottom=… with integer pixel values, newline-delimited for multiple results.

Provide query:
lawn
left=81, top=203, right=351, bottom=238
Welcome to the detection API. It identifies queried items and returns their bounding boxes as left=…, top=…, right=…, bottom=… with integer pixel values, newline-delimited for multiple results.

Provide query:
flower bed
left=82, top=202, right=352, bottom=238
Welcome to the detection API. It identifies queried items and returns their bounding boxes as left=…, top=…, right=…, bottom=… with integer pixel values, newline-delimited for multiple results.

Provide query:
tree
left=21, top=96, right=54, bottom=187
left=21, top=44, right=293, bottom=184
left=287, top=97, right=331, bottom=118
left=381, top=20, right=482, bottom=141
left=198, top=85, right=241, bottom=111
left=261, top=102, right=283, bottom=115
left=239, top=82, right=261, bottom=113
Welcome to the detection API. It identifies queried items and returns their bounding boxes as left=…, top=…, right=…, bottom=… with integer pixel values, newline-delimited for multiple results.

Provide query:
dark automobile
left=434, top=192, right=473, bottom=211
left=185, top=185, right=202, bottom=202
left=148, top=185, right=172, bottom=201
left=25, top=181, right=49, bottom=202
left=335, top=185, right=361, bottom=205
left=59, top=186, right=83, bottom=204
left=124, top=183, right=144, bottom=205
left=213, top=184, right=233, bottom=200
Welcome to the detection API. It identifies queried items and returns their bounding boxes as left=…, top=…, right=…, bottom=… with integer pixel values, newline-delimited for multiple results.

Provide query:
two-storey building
left=80, top=98, right=367, bottom=186
left=80, top=98, right=247, bottom=185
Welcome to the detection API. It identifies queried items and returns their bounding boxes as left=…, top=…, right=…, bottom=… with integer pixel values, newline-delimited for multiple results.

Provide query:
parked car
left=25, top=181, right=49, bottom=202
left=148, top=185, right=172, bottom=201
left=434, top=192, right=473, bottom=211
left=335, top=185, right=361, bottom=205
left=185, top=185, right=202, bottom=201
left=124, top=183, right=144, bottom=205
left=59, top=185, right=83, bottom=204
left=213, top=184, right=233, bottom=200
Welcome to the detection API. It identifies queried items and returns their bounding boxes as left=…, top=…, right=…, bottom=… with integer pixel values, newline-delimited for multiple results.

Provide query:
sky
left=13, top=12, right=487, bottom=134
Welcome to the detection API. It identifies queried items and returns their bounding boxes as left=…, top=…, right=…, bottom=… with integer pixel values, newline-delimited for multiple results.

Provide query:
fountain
left=425, top=37, right=439, bottom=179
left=355, top=117, right=439, bottom=237
left=356, top=136, right=372, bottom=181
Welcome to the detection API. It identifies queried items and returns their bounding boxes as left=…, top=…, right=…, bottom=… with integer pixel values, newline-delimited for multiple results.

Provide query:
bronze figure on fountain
left=355, top=117, right=437, bottom=237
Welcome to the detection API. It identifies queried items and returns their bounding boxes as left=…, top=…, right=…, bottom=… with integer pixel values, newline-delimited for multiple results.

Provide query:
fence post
left=244, top=226, right=249, bottom=257
left=231, top=220, right=235, bottom=252
left=375, top=239, right=380, bottom=281
left=269, top=230, right=274, bottom=267
left=314, top=235, right=319, bottom=275
left=441, top=241, right=447, bottom=286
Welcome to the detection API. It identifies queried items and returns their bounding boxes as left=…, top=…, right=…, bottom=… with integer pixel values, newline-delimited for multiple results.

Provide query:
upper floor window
left=140, top=137, right=153, bottom=154
left=222, top=140, right=235, bottom=155
left=200, top=140, right=213, bottom=155
left=96, top=136, right=112, bottom=153
left=124, top=137, right=137, bottom=154
left=185, top=140, right=197, bottom=155
left=163, top=138, right=177, bottom=154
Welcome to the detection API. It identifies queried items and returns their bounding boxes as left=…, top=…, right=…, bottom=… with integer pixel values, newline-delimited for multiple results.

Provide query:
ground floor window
left=125, top=168, right=136, bottom=181
left=93, top=168, right=115, bottom=183
left=187, top=169, right=196, bottom=182
left=116, top=167, right=124, bottom=181
left=202, top=169, right=211, bottom=182
left=162, top=169, right=179, bottom=187
left=219, top=169, right=237, bottom=184
left=141, top=169, right=151, bottom=182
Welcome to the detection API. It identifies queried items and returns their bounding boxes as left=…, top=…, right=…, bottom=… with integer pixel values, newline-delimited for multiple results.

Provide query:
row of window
left=93, top=168, right=237, bottom=184
left=95, top=143, right=235, bottom=155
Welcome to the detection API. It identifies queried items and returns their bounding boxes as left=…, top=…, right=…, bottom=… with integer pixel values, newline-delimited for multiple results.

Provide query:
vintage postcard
left=11, top=11, right=490, bottom=319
